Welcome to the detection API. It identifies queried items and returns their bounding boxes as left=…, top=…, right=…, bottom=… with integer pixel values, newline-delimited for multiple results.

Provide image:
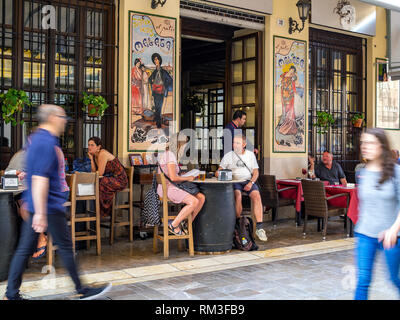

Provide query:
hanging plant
left=81, top=92, right=109, bottom=118
left=0, top=89, right=32, bottom=126
left=351, top=113, right=364, bottom=128
left=182, top=91, right=206, bottom=117
left=316, top=111, right=335, bottom=134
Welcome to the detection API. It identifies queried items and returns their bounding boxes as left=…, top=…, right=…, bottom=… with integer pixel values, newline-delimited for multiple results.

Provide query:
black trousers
left=6, top=211, right=83, bottom=299
left=153, top=93, right=164, bottom=128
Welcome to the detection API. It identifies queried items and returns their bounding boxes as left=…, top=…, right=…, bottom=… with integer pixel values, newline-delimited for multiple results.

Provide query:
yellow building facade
left=117, top=0, right=398, bottom=178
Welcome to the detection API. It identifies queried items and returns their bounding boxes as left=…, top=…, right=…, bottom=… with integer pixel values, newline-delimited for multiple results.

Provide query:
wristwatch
left=250, top=181, right=254, bottom=185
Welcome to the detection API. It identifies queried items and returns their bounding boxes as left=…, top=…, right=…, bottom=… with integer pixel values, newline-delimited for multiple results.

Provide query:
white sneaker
left=255, top=229, right=268, bottom=242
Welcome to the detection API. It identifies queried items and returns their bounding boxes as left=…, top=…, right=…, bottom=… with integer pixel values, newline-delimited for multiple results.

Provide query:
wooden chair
left=258, top=175, right=297, bottom=227
left=72, top=172, right=101, bottom=255
left=153, top=173, right=194, bottom=259
left=301, top=179, right=348, bottom=240
left=105, top=167, right=134, bottom=245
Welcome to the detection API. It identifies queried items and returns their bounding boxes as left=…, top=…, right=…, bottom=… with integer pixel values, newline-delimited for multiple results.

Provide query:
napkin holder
left=1, top=174, right=19, bottom=190
left=218, top=169, right=232, bottom=181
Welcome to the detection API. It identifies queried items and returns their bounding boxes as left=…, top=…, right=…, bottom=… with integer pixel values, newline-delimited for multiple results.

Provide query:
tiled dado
left=0, top=239, right=355, bottom=298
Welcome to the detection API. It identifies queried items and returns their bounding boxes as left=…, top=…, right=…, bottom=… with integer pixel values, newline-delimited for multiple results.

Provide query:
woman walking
left=354, top=128, right=400, bottom=300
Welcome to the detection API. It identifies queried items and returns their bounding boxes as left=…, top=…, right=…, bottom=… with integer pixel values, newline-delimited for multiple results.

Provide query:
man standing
left=216, top=134, right=268, bottom=242
left=148, top=53, right=173, bottom=129
left=4, top=104, right=111, bottom=300
left=223, top=110, right=257, bottom=156
left=309, top=151, right=347, bottom=186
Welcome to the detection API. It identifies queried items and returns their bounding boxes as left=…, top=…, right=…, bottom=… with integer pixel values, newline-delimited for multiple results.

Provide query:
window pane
left=244, top=83, right=255, bottom=104
left=0, top=58, right=12, bottom=86
left=245, top=107, right=255, bottom=127
left=232, top=86, right=242, bottom=105
left=232, top=63, right=242, bottom=83
left=24, top=61, right=45, bottom=87
left=232, top=40, right=242, bottom=61
left=244, top=60, right=255, bottom=81
left=245, top=37, right=256, bottom=58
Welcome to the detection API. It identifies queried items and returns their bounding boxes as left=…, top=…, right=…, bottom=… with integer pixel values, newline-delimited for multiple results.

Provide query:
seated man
left=216, top=134, right=268, bottom=242
left=309, top=151, right=347, bottom=186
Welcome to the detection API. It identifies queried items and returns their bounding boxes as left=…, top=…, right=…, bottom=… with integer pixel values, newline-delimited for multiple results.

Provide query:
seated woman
left=87, top=137, right=128, bottom=218
left=157, top=135, right=205, bottom=235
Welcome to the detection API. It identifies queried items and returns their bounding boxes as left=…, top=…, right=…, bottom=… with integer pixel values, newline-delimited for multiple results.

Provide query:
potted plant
left=183, top=91, right=206, bottom=117
left=316, top=111, right=335, bottom=134
left=0, top=89, right=32, bottom=126
left=81, top=92, right=109, bottom=117
left=351, top=113, right=364, bottom=128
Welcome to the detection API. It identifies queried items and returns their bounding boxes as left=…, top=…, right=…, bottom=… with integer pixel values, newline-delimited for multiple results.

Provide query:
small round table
left=0, top=186, right=24, bottom=281
left=192, top=178, right=245, bottom=254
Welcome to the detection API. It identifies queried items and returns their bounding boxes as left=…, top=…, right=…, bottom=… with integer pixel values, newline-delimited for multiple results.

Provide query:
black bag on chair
left=141, top=173, right=161, bottom=227
left=158, top=165, right=200, bottom=196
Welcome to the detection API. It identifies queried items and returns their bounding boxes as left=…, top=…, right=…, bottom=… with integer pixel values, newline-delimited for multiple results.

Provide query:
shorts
left=233, top=180, right=259, bottom=195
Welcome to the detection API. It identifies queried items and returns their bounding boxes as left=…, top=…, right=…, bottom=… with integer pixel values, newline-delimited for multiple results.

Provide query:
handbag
left=141, top=173, right=161, bottom=227
left=158, top=164, right=200, bottom=196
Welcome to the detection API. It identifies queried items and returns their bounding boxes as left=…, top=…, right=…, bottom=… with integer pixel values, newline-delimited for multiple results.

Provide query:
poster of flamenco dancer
left=273, top=36, right=306, bottom=153
left=128, top=11, right=176, bottom=152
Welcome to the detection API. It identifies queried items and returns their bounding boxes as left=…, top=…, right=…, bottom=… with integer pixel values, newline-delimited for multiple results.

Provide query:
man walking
left=3, top=104, right=111, bottom=300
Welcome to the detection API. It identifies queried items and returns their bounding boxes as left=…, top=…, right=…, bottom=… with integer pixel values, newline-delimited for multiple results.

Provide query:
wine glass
left=302, top=168, right=307, bottom=179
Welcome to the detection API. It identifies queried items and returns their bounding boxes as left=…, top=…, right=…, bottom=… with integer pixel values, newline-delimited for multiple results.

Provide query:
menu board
left=376, top=58, right=400, bottom=129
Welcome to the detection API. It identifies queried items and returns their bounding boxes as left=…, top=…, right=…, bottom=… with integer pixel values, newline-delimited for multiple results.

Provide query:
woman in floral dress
left=88, top=137, right=128, bottom=218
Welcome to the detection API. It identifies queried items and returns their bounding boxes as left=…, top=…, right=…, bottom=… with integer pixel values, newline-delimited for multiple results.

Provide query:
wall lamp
left=288, top=0, right=311, bottom=34
left=151, top=0, right=167, bottom=9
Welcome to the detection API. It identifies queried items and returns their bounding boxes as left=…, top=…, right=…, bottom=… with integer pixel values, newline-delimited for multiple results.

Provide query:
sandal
left=168, top=221, right=184, bottom=236
left=180, top=221, right=188, bottom=235
left=32, top=246, right=47, bottom=260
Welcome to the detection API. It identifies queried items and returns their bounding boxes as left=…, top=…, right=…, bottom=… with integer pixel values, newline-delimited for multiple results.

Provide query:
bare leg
left=234, top=190, right=242, bottom=219
left=249, top=191, right=263, bottom=223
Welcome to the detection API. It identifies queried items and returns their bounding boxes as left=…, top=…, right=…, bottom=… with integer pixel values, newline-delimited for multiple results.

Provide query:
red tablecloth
left=276, top=180, right=303, bottom=212
left=324, top=186, right=359, bottom=224
left=276, top=180, right=358, bottom=223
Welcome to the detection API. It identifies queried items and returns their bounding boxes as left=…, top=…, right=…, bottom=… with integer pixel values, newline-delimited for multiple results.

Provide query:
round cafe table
left=0, top=186, right=25, bottom=281
left=192, top=178, right=245, bottom=254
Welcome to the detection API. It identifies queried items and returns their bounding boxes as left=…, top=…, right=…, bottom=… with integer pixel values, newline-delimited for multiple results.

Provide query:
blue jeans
left=6, top=211, right=83, bottom=299
left=354, top=232, right=400, bottom=300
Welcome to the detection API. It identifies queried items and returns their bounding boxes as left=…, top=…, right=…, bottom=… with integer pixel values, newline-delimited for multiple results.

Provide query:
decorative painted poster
left=273, top=36, right=306, bottom=153
left=128, top=12, right=176, bottom=152
left=376, top=58, right=400, bottom=129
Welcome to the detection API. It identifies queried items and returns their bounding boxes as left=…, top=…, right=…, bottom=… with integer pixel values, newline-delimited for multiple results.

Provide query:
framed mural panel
left=128, top=11, right=177, bottom=152
left=376, top=58, right=400, bottom=130
left=273, top=36, right=307, bottom=153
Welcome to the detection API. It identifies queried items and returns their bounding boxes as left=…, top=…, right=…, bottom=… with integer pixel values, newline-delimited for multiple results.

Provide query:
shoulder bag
left=158, top=164, right=200, bottom=196
left=233, top=151, right=261, bottom=189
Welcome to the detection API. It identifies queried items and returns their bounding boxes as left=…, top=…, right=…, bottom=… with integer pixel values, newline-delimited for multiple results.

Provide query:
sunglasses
left=56, top=114, right=70, bottom=120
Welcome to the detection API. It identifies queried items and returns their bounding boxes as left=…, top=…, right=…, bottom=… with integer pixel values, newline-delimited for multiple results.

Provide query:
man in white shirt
left=216, top=134, right=268, bottom=242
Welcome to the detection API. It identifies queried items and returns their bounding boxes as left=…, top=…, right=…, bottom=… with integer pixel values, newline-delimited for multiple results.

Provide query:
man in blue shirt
left=223, top=110, right=258, bottom=156
left=4, top=104, right=110, bottom=300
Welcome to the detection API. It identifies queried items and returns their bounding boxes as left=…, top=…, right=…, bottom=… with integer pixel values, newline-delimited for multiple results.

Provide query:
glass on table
left=199, top=171, right=206, bottom=181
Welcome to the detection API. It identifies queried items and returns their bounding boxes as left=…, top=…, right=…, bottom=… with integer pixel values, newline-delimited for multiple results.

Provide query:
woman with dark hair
left=131, top=58, right=143, bottom=121
left=354, top=128, right=400, bottom=300
left=87, top=137, right=128, bottom=218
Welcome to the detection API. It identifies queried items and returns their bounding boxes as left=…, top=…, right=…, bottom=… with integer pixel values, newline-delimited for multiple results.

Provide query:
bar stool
left=106, top=167, right=134, bottom=245
left=153, top=173, right=194, bottom=259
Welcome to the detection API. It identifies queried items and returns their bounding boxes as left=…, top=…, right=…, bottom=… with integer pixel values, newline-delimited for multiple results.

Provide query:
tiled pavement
left=17, top=243, right=400, bottom=300
left=1, top=218, right=399, bottom=300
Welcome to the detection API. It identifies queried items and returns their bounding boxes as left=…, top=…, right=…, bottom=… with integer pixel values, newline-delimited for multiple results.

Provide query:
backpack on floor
left=233, top=216, right=259, bottom=251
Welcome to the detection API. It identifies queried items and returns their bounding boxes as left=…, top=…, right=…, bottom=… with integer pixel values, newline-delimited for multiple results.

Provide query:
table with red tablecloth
left=324, top=185, right=359, bottom=225
left=276, top=180, right=358, bottom=234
